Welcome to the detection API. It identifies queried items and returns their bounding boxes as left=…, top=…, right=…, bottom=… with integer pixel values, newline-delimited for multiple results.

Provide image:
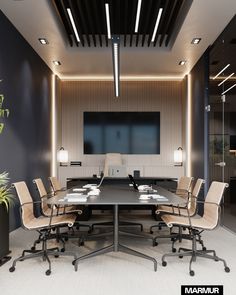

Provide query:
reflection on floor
left=0, top=213, right=236, bottom=295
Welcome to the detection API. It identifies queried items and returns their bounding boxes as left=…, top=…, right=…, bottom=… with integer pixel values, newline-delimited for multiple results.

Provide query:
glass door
left=209, top=24, right=236, bottom=232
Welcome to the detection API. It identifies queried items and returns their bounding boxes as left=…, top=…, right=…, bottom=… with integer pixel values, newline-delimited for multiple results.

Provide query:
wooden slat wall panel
left=59, top=80, right=184, bottom=177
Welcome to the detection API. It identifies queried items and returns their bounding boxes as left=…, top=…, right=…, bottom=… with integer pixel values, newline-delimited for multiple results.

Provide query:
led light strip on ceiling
left=213, top=64, right=230, bottom=80
left=67, top=8, right=80, bottom=42
left=112, top=37, right=120, bottom=97
left=151, top=8, right=163, bottom=42
left=135, top=0, right=142, bottom=33
left=105, top=3, right=111, bottom=39
left=221, top=83, right=236, bottom=95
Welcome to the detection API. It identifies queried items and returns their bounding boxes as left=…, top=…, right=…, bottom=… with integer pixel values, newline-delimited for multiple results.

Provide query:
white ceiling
left=1, top=0, right=236, bottom=80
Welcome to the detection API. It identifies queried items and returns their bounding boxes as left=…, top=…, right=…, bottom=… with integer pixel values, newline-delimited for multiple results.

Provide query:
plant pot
left=0, top=204, right=11, bottom=266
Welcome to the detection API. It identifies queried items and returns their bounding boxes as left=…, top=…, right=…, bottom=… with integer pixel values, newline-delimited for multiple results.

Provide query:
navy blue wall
left=0, top=11, right=52, bottom=231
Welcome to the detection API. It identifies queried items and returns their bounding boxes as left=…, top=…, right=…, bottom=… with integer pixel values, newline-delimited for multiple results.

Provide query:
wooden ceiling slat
left=140, top=0, right=153, bottom=46
left=100, top=0, right=108, bottom=47
left=129, top=0, right=138, bottom=47
left=75, top=0, right=91, bottom=47
left=123, top=0, right=128, bottom=47
left=91, top=0, right=102, bottom=47
left=83, top=0, right=96, bottom=47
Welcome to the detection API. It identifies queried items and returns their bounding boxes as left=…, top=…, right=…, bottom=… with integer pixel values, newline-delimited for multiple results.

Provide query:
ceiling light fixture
left=221, top=83, right=236, bottom=95
left=67, top=8, right=80, bottom=42
left=112, top=36, right=120, bottom=97
left=179, top=60, right=187, bottom=66
left=38, top=38, right=48, bottom=45
left=191, top=38, right=201, bottom=44
left=151, top=8, right=163, bottom=42
left=218, top=72, right=235, bottom=86
left=53, top=60, right=61, bottom=66
left=105, top=3, right=111, bottom=39
left=135, top=0, right=142, bottom=33
left=213, top=64, right=230, bottom=79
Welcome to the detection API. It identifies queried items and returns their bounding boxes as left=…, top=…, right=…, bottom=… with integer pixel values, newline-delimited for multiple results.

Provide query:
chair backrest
left=203, top=181, right=228, bottom=227
left=49, top=176, right=62, bottom=192
left=12, top=181, right=35, bottom=228
left=188, top=178, right=204, bottom=214
left=176, top=176, right=194, bottom=197
left=33, top=178, right=48, bottom=214
left=103, top=153, right=122, bottom=177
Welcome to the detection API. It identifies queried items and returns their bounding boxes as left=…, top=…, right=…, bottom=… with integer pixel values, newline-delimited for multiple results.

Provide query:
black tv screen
left=83, top=112, right=160, bottom=154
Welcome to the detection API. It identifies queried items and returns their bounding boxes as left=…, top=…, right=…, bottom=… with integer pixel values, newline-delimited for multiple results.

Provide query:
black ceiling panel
left=53, top=0, right=192, bottom=47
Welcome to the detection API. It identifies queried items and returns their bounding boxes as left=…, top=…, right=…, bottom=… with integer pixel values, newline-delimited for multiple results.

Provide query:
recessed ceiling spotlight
left=38, top=38, right=48, bottom=45
left=53, top=61, right=61, bottom=66
left=179, top=60, right=187, bottom=66
left=191, top=38, right=201, bottom=44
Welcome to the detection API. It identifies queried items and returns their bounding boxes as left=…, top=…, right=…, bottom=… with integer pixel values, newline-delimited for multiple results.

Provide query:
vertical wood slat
left=60, top=80, right=183, bottom=171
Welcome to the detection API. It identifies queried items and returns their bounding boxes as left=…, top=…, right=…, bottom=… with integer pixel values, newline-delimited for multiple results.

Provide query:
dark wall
left=0, top=11, right=52, bottom=231
left=190, top=49, right=209, bottom=208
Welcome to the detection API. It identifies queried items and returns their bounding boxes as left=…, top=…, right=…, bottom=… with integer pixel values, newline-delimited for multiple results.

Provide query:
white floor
left=0, top=214, right=235, bottom=295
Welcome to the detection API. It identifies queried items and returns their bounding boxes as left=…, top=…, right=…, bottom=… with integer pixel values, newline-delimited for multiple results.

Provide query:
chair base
left=161, top=234, right=230, bottom=276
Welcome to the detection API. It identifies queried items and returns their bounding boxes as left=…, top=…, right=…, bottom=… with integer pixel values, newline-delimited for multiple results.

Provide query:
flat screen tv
left=83, top=112, right=160, bottom=154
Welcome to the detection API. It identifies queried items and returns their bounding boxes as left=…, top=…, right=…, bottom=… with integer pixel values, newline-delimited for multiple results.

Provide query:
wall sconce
left=58, top=147, right=68, bottom=166
left=174, top=147, right=183, bottom=166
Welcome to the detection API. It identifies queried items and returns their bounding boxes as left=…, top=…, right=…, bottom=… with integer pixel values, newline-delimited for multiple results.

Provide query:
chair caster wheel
left=179, top=255, right=183, bottom=259
left=19, top=258, right=25, bottom=262
left=65, top=237, right=68, bottom=241
left=36, top=241, right=40, bottom=244
left=225, top=267, right=230, bottom=273
left=88, top=230, right=92, bottom=234
left=153, top=241, right=158, bottom=247
left=159, top=226, right=162, bottom=230
left=172, top=248, right=176, bottom=253
left=202, top=247, right=207, bottom=251
left=162, top=261, right=167, bottom=267
left=31, top=246, right=35, bottom=251
left=9, top=266, right=15, bottom=272
left=72, top=260, right=75, bottom=266
left=190, top=270, right=195, bottom=276
left=171, top=237, right=175, bottom=241
left=79, top=241, right=84, bottom=247
left=46, top=270, right=51, bottom=276
left=214, top=258, right=219, bottom=262
left=150, top=230, right=153, bottom=234
left=61, top=248, right=65, bottom=252
left=54, top=255, right=59, bottom=258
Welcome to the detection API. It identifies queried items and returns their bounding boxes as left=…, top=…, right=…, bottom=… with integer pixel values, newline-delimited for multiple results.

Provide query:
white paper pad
left=73, top=188, right=87, bottom=192
left=139, top=194, right=168, bottom=201
left=82, top=184, right=97, bottom=188
left=64, top=193, right=88, bottom=202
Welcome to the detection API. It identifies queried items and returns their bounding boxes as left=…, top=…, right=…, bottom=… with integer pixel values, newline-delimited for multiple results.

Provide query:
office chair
left=46, top=177, right=91, bottom=232
left=150, top=176, right=194, bottom=233
left=90, top=153, right=143, bottom=232
left=152, top=179, right=205, bottom=249
left=9, top=181, right=77, bottom=275
left=161, top=181, right=230, bottom=276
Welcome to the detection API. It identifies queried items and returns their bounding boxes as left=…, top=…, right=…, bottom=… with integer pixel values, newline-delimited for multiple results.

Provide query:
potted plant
left=0, top=172, right=13, bottom=266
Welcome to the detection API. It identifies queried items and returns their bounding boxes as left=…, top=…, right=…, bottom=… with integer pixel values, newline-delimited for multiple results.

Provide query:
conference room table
left=47, top=184, right=183, bottom=271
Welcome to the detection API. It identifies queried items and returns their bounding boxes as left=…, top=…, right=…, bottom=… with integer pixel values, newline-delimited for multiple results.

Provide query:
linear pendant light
left=213, top=64, right=230, bottom=80
left=135, top=0, right=142, bottom=33
left=67, top=8, right=80, bottom=42
left=105, top=3, right=111, bottom=39
left=221, top=83, right=236, bottom=95
left=151, top=8, right=163, bottom=42
left=112, top=36, right=120, bottom=97
left=217, top=72, right=234, bottom=86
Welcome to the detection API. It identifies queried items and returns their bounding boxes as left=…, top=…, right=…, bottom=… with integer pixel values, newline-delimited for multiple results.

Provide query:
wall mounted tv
left=83, top=112, right=160, bottom=154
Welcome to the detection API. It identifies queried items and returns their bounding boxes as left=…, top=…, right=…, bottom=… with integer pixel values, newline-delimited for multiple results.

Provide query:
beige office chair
left=152, top=179, right=205, bottom=248
left=33, top=178, right=91, bottom=232
left=9, top=181, right=77, bottom=276
left=161, top=181, right=230, bottom=276
left=49, top=176, right=65, bottom=193
left=150, top=176, right=194, bottom=233
left=103, top=153, right=122, bottom=177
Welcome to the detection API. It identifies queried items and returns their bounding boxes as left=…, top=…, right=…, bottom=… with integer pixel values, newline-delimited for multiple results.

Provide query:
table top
left=47, top=184, right=183, bottom=206
left=67, top=176, right=177, bottom=181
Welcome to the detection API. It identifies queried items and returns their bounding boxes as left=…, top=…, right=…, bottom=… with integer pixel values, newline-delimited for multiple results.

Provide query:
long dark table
left=48, top=184, right=183, bottom=271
